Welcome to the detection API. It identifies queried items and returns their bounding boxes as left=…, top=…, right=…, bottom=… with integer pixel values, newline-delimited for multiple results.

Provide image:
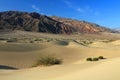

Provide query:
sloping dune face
left=0, top=43, right=41, bottom=52
left=0, top=43, right=53, bottom=68
left=0, top=58, right=120, bottom=80
left=0, top=41, right=85, bottom=68
left=110, top=40, right=120, bottom=45
left=0, top=39, right=120, bottom=80
left=0, top=40, right=120, bottom=67
left=89, top=40, right=120, bottom=50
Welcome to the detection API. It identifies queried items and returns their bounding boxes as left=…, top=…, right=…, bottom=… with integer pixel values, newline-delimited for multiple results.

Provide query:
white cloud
left=63, top=0, right=72, bottom=8
left=63, top=0, right=100, bottom=16
left=76, top=8, right=84, bottom=13
left=63, top=0, right=84, bottom=13
left=32, top=5, right=40, bottom=12
left=84, top=6, right=100, bottom=16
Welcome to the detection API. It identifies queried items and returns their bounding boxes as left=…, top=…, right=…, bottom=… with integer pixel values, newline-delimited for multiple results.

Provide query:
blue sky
left=0, top=0, right=120, bottom=28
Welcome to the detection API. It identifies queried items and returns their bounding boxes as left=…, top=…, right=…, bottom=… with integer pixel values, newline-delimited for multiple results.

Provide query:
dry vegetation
left=86, top=56, right=105, bottom=61
left=32, top=56, right=62, bottom=67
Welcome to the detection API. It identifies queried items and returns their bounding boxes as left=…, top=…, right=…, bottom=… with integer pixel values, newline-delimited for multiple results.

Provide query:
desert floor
left=0, top=31, right=120, bottom=80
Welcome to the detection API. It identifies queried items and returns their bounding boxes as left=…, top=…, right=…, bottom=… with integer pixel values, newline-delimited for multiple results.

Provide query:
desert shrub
left=30, top=41, right=34, bottom=43
left=98, top=56, right=105, bottom=59
left=57, top=41, right=69, bottom=46
left=7, top=38, right=17, bottom=42
left=102, top=39, right=115, bottom=43
left=86, top=58, right=93, bottom=61
left=47, top=39, right=51, bottom=42
left=92, top=58, right=99, bottom=61
left=33, top=56, right=62, bottom=67
left=86, top=56, right=106, bottom=62
left=98, top=56, right=104, bottom=59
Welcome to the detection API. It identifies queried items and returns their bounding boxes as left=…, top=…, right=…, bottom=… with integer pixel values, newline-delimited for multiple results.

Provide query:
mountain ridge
left=0, top=11, right=116, bottom=34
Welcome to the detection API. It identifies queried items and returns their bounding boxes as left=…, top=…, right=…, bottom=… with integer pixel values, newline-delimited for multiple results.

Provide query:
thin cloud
left=84, top=6, right=100, bottom=16
left=63, top=0, right=84, bottom=13
left=63, top=0, right=99, bottom=16
left=76, top=8, right=84, bottom=13
left=85, top=6, right=93, bottom=13
left=32, top=5, right=40, bottom=12
left=63, top=0, right=73, bottom=8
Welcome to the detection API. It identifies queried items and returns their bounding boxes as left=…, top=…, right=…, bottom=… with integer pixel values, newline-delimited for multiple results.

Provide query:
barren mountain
left=114, top=28, right=120, bottom=32
left=51, top=16, right=115, bottom=34
left=0, top=11, right=115, bottom=34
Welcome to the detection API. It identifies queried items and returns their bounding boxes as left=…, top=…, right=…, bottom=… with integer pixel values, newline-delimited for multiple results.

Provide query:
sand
left=0, top=58, right=120, bottom=80
left=0, top=36, right=120, bottom=80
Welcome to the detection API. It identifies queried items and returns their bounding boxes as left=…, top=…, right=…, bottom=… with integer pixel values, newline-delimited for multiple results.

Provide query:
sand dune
left=0, top=39, right=120, bottom=80
left=0, top=58, right=120, bottom=80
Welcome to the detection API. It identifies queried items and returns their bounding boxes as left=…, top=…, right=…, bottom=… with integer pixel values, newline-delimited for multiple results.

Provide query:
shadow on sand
left=0, top=65, right=18, bottom=70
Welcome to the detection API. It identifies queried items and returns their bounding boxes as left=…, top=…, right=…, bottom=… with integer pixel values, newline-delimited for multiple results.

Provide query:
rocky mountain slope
left=0, top=11, right=115, bottom=34
left=51, top=16, right=114, bottom=34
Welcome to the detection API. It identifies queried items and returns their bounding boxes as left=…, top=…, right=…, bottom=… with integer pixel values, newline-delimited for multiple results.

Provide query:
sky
left=0, top=0, right=120, bottom=29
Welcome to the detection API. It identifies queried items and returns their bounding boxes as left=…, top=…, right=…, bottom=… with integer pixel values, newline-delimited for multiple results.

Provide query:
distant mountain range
left=0, top=11, right=117, bottom=34
left=114, top=28, right=120, bottom=32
